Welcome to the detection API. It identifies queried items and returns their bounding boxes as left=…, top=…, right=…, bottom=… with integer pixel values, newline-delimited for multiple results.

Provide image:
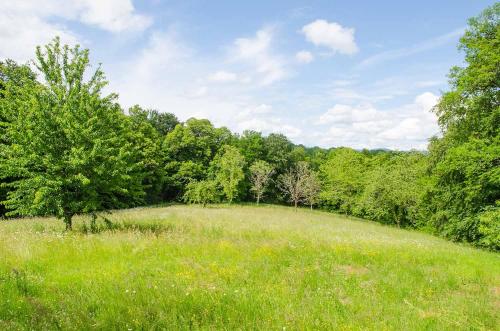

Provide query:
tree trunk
left=294, top=200, right=298, bottom=211
left=256, top=195, right=260, bottom=205
left=64, top=213, right=73, bottom=231
left=393, top=207, right=400, bottom=228
left=310, top=203, right=313, bottom=210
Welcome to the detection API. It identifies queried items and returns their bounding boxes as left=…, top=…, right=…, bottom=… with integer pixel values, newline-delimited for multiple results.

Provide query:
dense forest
left=0, top=4, right=498, bottom=250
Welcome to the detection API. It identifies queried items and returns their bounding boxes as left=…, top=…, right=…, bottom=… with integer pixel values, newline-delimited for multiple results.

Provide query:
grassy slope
left=0, top=205, right=498, bottom=330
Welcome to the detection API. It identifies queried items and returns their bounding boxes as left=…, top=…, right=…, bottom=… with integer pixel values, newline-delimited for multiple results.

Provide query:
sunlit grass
left=1, top=204, right=498, bottom=330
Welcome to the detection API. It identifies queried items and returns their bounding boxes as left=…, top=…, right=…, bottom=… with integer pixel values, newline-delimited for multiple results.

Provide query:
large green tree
left=237, top=130, right=266, bottom=165
left=0, top=38, right=146, bottom=229
left=427, top=4, right=499, bottom=249
left=212, top=145, right=246, bottom=203
left=183, top=179, right=219, bottom=207
left=362, top=153, right=428, bottom=228
left=127, top=105, right=166, bottom=203
left=162, top=118, right=233, bottom=199
left=319, top=148, right=369, bottom=215
left=129, top=105, right=179, bottom=136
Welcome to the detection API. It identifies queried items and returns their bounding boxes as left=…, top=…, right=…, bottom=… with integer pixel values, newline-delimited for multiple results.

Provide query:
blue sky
left=0, top=0, right=495, bottom=149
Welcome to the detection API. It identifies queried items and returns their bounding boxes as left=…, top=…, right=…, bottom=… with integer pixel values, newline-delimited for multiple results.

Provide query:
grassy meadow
left=0, top=204, right=499, bottom=330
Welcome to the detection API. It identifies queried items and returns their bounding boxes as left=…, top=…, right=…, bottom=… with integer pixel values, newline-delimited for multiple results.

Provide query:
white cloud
left=128, top=30, right=190, bottom=83
left=314, top=92, right=440, bottom=150
left=295, top=50, right=314, bottom=63
left=109, top=31, right=300, bottom=139
left=0, top=11, right=79, bottom=62
left=0, top=1, right=446, bottom=152
left=414, top=91, right=439, bottom=111
left=301, top=19, right=358, bottom=55
left=236, top=104, right=273, bottom=119
left=237, top=118, right=302, bottom=138
left=208, top=70, right=238, bottom=82
left=317, top=104, right=380, bottom=125
left=234, top=104, right=301, bottom=138
left=358, top=28, right=464, bottom=68
left=2, top=0, right=151, bottom=33
left=77, top=0, right=152, bottom=32
left=231, top=28, right=288, bottom=85
left=0, top=0, right=151, bottom=62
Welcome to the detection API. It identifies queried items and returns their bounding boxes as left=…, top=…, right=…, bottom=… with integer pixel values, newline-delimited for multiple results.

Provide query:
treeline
left=0, top=5, right=498, bottom=250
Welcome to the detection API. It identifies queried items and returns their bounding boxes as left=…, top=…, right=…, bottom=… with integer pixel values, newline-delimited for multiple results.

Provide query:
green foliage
left=127, top=106, right=166, bottom=203
left=237, top=130, right=266, bottom=165
left=263, top=133, right=293, bottom=171
left=212, top=145, right=246, bottom=203
left=427, top=4, right=499, bottom=249
left=162, top=118, right=232, bottom=199
left=0, top=60, right=38, bottom=217
left=434, top=3, right=499, bottom=142
left=0, top=38, right=145, bottom=229
left=476, top=206, right=500, bottom=250
left=183, top=180, right=219, bottom=206
left=129, top=104, right=179, bottom=136
left=427, top=138, right=500, bottom=246
left=146, top=109, right=180, bottom=136
left=0, top=2, right=498, bottom=250
left=320, top=148, right=369, bottom=215
left=362, top=153, right=428, bottom=227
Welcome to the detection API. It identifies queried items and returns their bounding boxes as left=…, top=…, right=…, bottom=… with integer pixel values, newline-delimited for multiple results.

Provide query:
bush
left=183, top=180, right=219, bottom=206
left=477, top=207, right=500, bottom=251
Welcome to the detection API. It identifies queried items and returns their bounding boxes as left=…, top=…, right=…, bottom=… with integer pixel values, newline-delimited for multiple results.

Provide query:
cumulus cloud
left=0, top=0, right=151, bottom=62
left=233, top=104, right=301, bottom=138
left=127, top=30, right=190, bottom=84
left=314, top=92, right=440, bottom=150
left=0, top=2, right=443, bottom=151
left=376, top=92, right=440, bottom=146
left=76, top=0, right=152, bottom=32
left=236, top=104, right=273, bottom=119
left=0, top=11, right=79, bottom=61
left=295, top=50, right=314, bottom=63
left=231, top=28, right=288, bottom=85
left=317, top=104, right=380, bottom=125
left=414, top=91, right=439, bottom=112
left=301, top=19, right=358, bottom=55
left=237, top=118, right=302, bottom=138
left=108, top=31, right=300, bottom=139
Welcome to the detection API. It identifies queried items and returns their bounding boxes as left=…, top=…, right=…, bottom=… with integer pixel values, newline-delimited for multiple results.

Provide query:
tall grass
left=0, top=204, right=498, bottom=330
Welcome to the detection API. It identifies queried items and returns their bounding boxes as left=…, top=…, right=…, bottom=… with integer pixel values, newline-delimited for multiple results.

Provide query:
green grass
left=0, top=205, right=498, bottom=330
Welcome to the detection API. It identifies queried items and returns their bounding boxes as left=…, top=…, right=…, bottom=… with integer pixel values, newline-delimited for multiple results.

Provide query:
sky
left=0, top=0, right=495, bottom=150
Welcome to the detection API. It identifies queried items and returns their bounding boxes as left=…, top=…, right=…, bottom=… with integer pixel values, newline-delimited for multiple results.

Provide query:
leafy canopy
left=0, top=38, right=145, bottom=228
left=212, top=145, right=246, bottom=203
